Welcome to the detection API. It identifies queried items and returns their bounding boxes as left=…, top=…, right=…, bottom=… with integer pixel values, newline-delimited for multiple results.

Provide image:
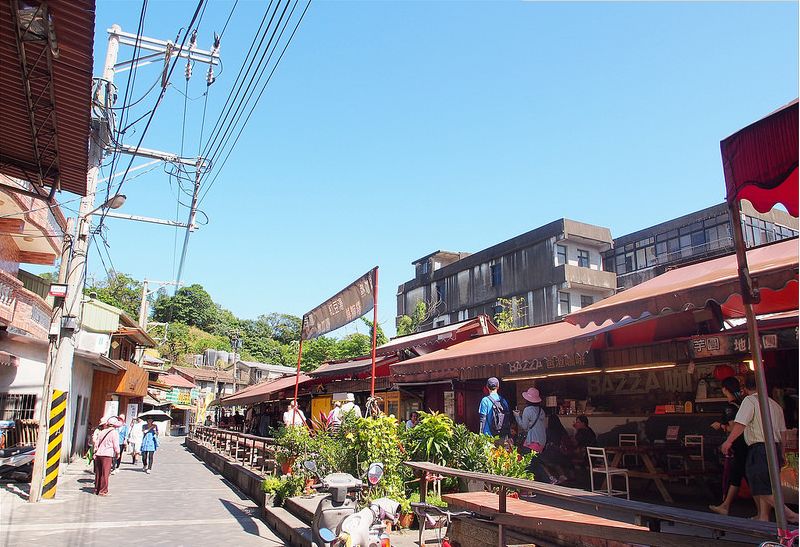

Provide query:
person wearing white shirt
left=283, top=400, right=307, bottom=427
left=721, top=375, right=798, bottom=523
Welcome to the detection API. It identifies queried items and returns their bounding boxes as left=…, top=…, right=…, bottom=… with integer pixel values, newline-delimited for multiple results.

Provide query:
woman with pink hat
left=514, top=387, right=557, bottom=484
left=92, top=415, right=121, bottom=496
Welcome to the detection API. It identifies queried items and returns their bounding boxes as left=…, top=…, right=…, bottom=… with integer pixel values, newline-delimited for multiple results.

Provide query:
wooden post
left=498, top=486, right=507, bottom=547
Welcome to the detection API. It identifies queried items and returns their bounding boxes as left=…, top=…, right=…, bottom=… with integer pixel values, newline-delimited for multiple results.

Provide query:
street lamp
left=84, top=194, right=126, bottom=217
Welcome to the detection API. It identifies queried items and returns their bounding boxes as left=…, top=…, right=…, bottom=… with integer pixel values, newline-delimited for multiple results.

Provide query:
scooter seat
left=0, top=446, right=33, bottom=458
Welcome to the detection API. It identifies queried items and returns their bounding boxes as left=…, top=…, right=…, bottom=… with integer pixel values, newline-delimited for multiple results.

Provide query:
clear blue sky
left=78, top=0, right=798, bottom=337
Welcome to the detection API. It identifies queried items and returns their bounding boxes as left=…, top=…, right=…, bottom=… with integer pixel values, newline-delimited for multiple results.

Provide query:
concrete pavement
left=0, top=436, right=285, bottom=546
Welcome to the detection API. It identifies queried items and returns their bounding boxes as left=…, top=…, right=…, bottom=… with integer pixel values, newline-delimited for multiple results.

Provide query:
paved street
left=0, top=436, right=284, bottom=546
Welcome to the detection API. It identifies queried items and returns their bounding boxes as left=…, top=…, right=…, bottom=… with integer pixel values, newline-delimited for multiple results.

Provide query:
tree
left=336, top=333, right=372, bottom=359
left=360, top=317, right=388, bottom=346
left=494, top=297, right=526, bottom=331
left=397, top=300, right=437, bottom=335
left=262, top=313, right=302, bottom=344
left=85, top=272, right=143, bottom=319
left=152, top=284, right=217, bottom=330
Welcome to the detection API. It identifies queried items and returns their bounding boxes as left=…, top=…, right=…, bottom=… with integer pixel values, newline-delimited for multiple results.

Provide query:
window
left=0, top=393, right=36, bottom=420
left=436, top=283, right=446, bottom=303
left=577, top=249, right=590, bottom=268
left=580, top=295, right=594, bottom=308
left=421, top=261, right=430, bottom=275
left=615, top=253, right=626, bottom=274
left=490, top=263, right=502, bottom=287
left=556, top=245, right=567, bottom=266
left=558, top=292, right=571, bottom=316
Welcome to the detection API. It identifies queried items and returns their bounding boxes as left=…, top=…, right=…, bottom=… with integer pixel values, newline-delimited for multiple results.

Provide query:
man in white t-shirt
left=282, top=400, right=307, bottom=427
left=721, top=375, right=798, bottom=523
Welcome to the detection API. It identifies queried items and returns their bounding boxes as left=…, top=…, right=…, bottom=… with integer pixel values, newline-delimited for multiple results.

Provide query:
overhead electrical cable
left=197, top=0, right=311, bottom=205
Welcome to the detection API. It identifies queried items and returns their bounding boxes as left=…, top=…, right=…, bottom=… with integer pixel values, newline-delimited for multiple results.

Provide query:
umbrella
left=137, top=410, right=172, bottom=422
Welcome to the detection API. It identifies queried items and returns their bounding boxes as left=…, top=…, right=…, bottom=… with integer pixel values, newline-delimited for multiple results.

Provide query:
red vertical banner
left=292, top=338, right=305, bottom=424
left=370, top=267, right=379, bottom=397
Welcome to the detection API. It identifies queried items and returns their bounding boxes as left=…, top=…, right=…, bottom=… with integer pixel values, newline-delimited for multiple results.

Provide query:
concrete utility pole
left=30, top=27, right=121, bottom=502
left=29, top=23, right=220, bottom=503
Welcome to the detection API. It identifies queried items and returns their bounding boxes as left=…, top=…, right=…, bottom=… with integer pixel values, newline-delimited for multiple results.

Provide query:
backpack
left=489, top=396, right=510, bottom=436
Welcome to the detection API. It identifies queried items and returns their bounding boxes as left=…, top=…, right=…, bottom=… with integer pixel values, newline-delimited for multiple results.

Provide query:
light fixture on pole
left=84, top=194, right=126, bottom=217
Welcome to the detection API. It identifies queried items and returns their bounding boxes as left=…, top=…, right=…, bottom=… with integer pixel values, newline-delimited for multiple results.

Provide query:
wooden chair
left=587, top=447, right=629, bottom=499
left=618, top=433, right=639, bottom=468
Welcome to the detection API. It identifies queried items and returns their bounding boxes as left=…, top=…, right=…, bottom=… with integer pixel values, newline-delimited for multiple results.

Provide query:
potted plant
left=262, top=476, right=282, bottom=508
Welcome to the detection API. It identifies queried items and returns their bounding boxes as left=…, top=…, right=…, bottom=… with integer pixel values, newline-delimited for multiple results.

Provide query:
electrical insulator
left=206, top=32, right=221, bottom=87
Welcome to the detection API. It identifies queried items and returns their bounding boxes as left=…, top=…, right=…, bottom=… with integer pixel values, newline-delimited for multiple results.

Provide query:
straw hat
left=521, top=387, right=542, bottom=404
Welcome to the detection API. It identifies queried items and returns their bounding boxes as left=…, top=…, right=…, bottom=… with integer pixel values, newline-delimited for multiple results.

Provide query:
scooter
left=305, top=461, right=396, bottom=547
left=0, top=421, right=34, bottom=482
left=336, top=496, right=399, bottom=547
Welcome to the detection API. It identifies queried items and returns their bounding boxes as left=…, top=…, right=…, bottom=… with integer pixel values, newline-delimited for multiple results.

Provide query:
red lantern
left=713, top=365, right=736, bottom=381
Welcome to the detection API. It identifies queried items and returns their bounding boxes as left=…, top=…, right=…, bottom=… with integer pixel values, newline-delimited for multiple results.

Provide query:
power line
left=198, top=0, right=311, bottom=205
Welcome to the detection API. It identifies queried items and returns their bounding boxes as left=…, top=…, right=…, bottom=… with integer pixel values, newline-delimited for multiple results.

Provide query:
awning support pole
left=292, top=337, right=305, bottom=425
left=728, top=200, right=788, bottom=537
left=370, top=267, right=379, bottom=398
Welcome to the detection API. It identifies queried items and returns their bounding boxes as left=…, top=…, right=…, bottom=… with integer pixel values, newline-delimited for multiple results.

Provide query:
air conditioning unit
left=75, top=331, right=111, bottom=355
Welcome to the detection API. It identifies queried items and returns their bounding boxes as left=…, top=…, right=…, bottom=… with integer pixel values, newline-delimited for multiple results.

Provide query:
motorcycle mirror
left=319, top=527, right=337, bottom=543
left=303, top=460, right=317, bottom=473
left=367, top=462, right=384, bottom=485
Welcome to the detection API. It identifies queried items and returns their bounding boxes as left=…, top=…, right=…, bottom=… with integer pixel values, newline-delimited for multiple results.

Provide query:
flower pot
left=397, top=512, right=414, bottom=529
left=280, top=457, right=295, bottom=475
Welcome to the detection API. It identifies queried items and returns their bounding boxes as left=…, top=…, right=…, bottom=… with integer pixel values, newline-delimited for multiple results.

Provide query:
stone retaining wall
left=184, top=437, right=266, bottom=507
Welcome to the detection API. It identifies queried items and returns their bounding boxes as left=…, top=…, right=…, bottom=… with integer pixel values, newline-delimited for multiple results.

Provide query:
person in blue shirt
left=140, top=417, right=159, bottom=474
left=478, top=377, right=511, bottom=440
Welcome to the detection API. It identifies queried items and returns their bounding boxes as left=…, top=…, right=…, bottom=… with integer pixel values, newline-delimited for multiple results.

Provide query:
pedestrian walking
left=513, top=387, right=556, bottom=484
left=478, top=377, right=511, bottom=441
left=127, top=416, right=143, bottom=465
left=140, top=417, right=160, bottom=474
left=327, top=401, right=342, bottom=430
left=721, top=375, right=799, bottom=523
left=92, top=416, right=120, bottom=496
left=113, top=414, right=128, bottom=474
left=710, top=376, right=752, bottom=516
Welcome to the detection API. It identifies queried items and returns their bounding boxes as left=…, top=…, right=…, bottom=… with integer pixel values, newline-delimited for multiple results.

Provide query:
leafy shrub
left=486, top=444, right=533, bottom=479
left=404, top=411, right=453, bottom=465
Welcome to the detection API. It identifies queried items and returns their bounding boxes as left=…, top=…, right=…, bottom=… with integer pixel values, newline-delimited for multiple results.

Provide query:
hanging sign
left=301, top=269, right=376, bottom=340
left=689, top=328, right=798, bottom=359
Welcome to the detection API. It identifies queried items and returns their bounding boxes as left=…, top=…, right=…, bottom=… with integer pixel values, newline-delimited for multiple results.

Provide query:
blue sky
left=77, top=0, right=798, bottom=337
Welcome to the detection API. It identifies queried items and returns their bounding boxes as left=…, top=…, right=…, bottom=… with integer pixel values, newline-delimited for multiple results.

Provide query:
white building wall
left=0, top=338, right=47, bottom=415
left=65, top=358, right=94, bottom=460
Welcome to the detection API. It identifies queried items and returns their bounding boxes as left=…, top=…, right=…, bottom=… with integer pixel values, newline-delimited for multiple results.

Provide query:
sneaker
left=111, top=470, right=118, bottom=475
left=146, top=469, right=151, bottom=474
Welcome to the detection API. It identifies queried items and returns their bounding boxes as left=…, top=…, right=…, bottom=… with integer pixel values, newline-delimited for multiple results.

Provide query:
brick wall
left=0, top=234, right=20, bottom=277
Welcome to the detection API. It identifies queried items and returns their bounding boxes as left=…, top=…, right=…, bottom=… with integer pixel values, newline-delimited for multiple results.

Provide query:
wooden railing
left=405, top=461, right=785, bottom=547
left=189, top=425, right=278, bottom=476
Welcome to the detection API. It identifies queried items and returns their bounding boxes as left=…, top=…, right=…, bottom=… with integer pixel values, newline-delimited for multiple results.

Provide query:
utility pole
left=29, top=23, right=221, bottom=502
left=30, top=27, right=121, bottom=503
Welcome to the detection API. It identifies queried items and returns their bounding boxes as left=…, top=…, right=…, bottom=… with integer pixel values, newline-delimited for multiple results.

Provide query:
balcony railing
left=0, top=269, right=51, bottom=338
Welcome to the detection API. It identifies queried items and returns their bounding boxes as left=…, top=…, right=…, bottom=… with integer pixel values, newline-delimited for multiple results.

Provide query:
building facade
left=396, top=219, right=616, bottom=332
left=604, top=202, right=799, bottom=290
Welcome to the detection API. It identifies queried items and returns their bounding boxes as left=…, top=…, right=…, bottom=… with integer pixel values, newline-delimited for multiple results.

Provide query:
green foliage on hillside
left=87, top=272, right=386, bottom=371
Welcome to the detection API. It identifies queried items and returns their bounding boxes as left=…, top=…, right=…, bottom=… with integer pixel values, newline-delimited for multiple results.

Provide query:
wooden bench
left=407, top=461, right=788, bottom=546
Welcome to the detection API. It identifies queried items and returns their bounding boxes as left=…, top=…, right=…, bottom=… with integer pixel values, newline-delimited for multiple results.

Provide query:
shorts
left=746, top=443, right=776, bottom=496
left=128, top=441, right=140, bottom=454
left=729, top=438, right=748, bottom=487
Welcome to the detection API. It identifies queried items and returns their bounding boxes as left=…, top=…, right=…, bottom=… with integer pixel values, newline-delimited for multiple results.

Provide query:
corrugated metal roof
left=0, top=0, right=96, bottom=196
left=81, top=299, right=121, bottom=333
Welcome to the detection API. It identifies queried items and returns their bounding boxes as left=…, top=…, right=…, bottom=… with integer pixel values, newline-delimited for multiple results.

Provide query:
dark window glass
left=667, top=238, right=680, bottom=254
left=436, top=283, right=446, bottom=302
left=615, top=253, right=626, bottom=274
left=625, top=252, right=635, bottom=272
left=559, top=292, right=571, bottom=315
left=656, top=241, right=667, bottom=257
left=490, top=264, right=502, bottom=287
left=556, top=245, right=567, bottom=266
left=577, top=249, right=590, bottom=268
left=580, top=295, right=594, bottom=308
left=691, top=230, right=705, bottom=250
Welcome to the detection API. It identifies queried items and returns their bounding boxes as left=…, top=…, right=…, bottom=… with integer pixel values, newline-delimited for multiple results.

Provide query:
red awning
left=391, top=320, right=612, bottom=379
left=566, top=239, right=798, bottom=328
left=721, top=99, right=799, bottom=216
left=309, top=355, right=397, bottom=379
left=376, top=315, right=497, bottom=357
left=221, top=374, right=311, bottom=406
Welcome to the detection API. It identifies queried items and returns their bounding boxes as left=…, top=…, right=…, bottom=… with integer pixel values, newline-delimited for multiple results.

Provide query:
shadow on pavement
left=0, top=481, right=30, bottom=501
left=219, top=497, right=262, bottom=538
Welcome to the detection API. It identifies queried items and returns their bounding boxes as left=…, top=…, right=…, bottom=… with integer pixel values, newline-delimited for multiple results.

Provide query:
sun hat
left=345, top=393, right=355, bottom=402
left=521, top=387, right=542, bottom=404
left=101, top=415, right=121, bottom=427
left=486, top=377, right=500, bottom=389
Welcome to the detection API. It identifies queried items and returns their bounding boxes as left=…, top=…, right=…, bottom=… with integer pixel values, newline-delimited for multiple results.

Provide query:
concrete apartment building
left=396, top=219, right=617, bottom=331
left=604, top=202, right=799, bottom=290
